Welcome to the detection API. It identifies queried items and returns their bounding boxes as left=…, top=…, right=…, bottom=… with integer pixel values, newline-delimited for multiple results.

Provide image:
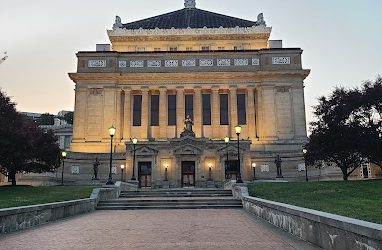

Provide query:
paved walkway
left=0, top=209, right=321, bottom=250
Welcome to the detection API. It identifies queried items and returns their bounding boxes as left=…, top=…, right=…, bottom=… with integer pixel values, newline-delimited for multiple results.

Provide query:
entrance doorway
left=181, top=161, right=195, bottom=187
left=226, top=160, right=239, bottom=180
left=138, top=162, right=152, bottom=188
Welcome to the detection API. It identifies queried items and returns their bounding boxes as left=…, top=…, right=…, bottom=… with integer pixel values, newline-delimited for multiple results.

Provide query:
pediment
left=173, top=143, right=203, bottom=155
left=135, top=145, right=158, bottom=155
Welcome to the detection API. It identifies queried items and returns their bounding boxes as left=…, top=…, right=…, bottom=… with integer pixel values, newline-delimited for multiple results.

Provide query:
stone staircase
left=96, top=189, right=242, bottom=210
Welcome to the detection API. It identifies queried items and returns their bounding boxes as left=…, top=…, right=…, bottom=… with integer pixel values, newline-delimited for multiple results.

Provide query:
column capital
left=141, top=87, right=149, bottom=94
left=159, top=86, right=167, bottom=93
left=123, top=87, right=132, bottom=93
left=229, top=85, right=238, bottom=89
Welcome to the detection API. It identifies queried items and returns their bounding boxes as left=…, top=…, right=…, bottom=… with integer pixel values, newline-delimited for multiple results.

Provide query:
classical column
left=122, top=88, right=131, bottom=140
left=115, top=89, right=123, bottom=142
left=193, top=87, right=202, bottom=138
left=140, top=88, right=149, bottom=140
left=292, top=85, right=308, bottom=139
left=246, top=86, right=256, bottom=140
left=176, top=87, right=185, bottom=137
left=229, top=86, right=238, bottom=138
left=72, top=87, right=87, bottom=142
left=211, top=86, right=220, bottom=139
left=159, top=87, right=167, bottom=139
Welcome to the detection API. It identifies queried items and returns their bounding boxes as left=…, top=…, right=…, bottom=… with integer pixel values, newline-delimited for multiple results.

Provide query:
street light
left=303, top=148, right=308, bottom=182
left=120, top=165, right=125, bottom=182
left=208, top=163, right=212, bottom=181
left=61, top=151, right=67, bottom=185
left=106, top=125, right=116, bottom=185
left=252, top=163, right=256, bottom=181
left=235, top=125, right=243, bottom=183
left=131, top=138, right=138, bottom=181
left=164, top=164, right=168, bottom=181
left=224, top=136, right=230, bottom=179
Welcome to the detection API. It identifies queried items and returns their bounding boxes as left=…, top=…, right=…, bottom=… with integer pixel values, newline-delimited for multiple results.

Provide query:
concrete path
left=0, top=209, right=321, bottom=250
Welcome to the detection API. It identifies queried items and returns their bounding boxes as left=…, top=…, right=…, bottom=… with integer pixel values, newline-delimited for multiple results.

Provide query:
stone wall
left=240, top=194, right=382, bottom=250
left=0, top=199, right=95, bottom=235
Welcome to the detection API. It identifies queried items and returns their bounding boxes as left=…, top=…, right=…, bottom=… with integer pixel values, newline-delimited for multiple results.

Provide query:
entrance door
left=226, top=160, right=239, bottom=180
left=138, top=162, right=152, bottom=188
left=181, top=161, right=195, bottom=187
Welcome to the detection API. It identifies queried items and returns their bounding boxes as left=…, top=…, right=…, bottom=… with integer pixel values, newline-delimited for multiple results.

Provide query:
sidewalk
left=0, top=209, right=321, bottom=250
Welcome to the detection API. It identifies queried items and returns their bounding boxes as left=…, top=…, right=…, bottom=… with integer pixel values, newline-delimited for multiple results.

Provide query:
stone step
left=96, top=204, right=243, bottom=210
left=120, top=190, right=232, bottom=198
left=119, top=193, right=232, bottom=198
left=99, top=200, right=241, bottom=206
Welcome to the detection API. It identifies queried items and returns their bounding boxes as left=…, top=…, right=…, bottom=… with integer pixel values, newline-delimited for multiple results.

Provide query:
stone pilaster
left=292, top=85, right=308, bottom=139
left=102, top=88, right=116, bottom=140
left=176, top=87, right=185, bottom=137
left=211, top=86, right=220, bottom=139
left=72, top=87, right=87, bottom=142
left=193, top=87, right=202, bottom=138
left=229, top=86, right=238, bottom=138
left=246, top=87, right=256, bottom=140
left=115, top=89, right=123, bottom=142
left=256, top=86, right=277, bottom=140
left=122, top=88, right=131, bottom=140
left=140, top=88, right=149, bottom=140
left=159, top=87, right=167, bottom=139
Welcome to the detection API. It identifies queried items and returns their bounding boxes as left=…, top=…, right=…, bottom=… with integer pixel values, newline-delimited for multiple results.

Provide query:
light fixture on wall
left=120, top=165, right=125, bottom=182
left=164, top=164, right=168, bottom=181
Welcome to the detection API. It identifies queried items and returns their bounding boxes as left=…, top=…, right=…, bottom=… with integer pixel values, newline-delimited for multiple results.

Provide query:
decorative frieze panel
left=89, top=88, right=103, bottom=95
left=234, top=59, right=249, bottom=66
left=147, top=60, right=161, bottom=68
left=88, top=60, right=106, bottom=68
left=71, top=165, right=80, bottom=174
left=182, top=59, right=196, bottom=67
left=199, top=59, right=213, bottom=67
left=272, top=57, right=291, bottom=65
left=130, top=60, right=144, bottom=68
left=252, top=58, right=260, bottom=65
left=165, top=60, right=179, bottom=67
left=217, top=59, right=231, bottom=66
left=260, top=164, right=270, bottom=172
left=118, top=61, right=127, bottom=68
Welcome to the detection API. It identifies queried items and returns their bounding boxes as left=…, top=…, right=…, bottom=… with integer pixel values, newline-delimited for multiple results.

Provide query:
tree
left=0, top=90, right=61, bottom=186
left=63, top=111, right=73, bottom=124
left=306, top=76, right=382, bottom=180
left=37, top=113, right=55, bottom=125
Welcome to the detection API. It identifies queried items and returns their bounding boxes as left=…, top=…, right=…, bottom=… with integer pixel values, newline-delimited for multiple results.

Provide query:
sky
left=0, top=0, right=381, bottom=129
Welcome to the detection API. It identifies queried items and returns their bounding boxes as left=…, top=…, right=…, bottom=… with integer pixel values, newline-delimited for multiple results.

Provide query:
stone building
left=66, top=0, right=312, bottom=188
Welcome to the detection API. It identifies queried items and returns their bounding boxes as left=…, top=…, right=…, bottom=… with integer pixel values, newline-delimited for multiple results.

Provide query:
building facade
left=67, top=0, right=312, bottom=188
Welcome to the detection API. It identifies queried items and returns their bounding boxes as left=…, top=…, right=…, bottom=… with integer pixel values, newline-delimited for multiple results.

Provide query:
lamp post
left=106, top=125, right=116, bottom=185
left=235, top=125, right=243, bottom=183
left=61, top=151, right=67, bottom=185
left=252, top=163, right=256, bottom=181
left=131, top=138, right=138, bottom=181
left=120, top=165, right=125, bottom=182
left=224, top=136, right=230, bottom=179
left=303, top=148, right=308, bottom=182
left=164, top=165, right=168, bottom=181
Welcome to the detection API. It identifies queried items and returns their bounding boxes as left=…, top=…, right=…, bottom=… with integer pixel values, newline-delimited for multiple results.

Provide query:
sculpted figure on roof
left=256, top=13, right=266, bottom=26
left=113, top=16, right=123, bottom=30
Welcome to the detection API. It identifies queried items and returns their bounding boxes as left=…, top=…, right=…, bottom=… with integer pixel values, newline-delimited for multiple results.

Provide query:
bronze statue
left=275, top=155, right=283, bottom=178
left=92, top=158, right=100, bottom=180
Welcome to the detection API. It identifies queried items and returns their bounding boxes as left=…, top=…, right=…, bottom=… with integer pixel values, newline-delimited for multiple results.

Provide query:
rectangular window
left=201, top=46, right=210, bottom=51
left=218, top=46, right=225, bottom=50
left=150, top=95, right=159, bottom=126
left=185, top=94, right=194, bottom=120
left=137, top=47, right=145, bottom=52
left=133, top=95, right=142, bottom=126
left=234, top=46, right=242, bottom=51
left=237, top=93, right=247, bottom=125
left=169, top=47, right=178, bottom=51
left=186, top=47, right=193, bottom=51
left=154, top=48, right=161, bottom=52
left=220, top=94, right=229, bottom=125
left=168, top=95, right=176, bottom=126
left=202, top=94, right=211, bottom=125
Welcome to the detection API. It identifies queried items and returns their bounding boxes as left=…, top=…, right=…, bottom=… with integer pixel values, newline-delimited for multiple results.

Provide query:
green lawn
left=248, top=180, right=382, bottom=224
left=0, top=185, right=98, bottom=209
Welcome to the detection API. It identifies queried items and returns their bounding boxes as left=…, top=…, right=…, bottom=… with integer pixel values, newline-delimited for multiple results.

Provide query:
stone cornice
left=108, top=26, right=271, bottom=38
left=68, top=70, right=310, bottom=84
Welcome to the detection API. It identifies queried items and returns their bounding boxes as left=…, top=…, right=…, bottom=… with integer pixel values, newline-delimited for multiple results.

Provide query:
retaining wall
left=237, top=185, right=382, bottom=250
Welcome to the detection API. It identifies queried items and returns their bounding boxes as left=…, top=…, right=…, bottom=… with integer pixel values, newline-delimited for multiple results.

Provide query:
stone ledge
left=242, top=195, right=382, bottom=250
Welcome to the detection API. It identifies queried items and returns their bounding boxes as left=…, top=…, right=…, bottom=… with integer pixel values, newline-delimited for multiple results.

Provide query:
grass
left=248, top=180, right=382, bottom=224
left=0, top=185, right=99, bottom=209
